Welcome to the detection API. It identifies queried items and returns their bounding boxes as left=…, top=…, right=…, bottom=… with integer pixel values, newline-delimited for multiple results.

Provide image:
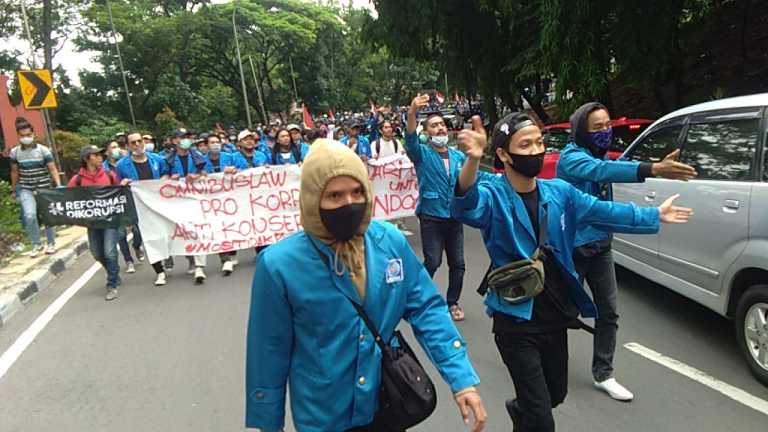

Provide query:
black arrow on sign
left=21, top=71, right=51, bottom=107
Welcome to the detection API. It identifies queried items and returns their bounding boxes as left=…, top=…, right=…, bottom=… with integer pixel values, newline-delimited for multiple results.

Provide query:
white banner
left=131, top=155, right=418, bottom=263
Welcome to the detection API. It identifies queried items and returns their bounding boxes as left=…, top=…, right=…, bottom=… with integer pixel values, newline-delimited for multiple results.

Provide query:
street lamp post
left=232, top=4, right=253, bottom=129
left=106, top=0, right=136, bottom=127
left=248, top=56, right=268, bottom=125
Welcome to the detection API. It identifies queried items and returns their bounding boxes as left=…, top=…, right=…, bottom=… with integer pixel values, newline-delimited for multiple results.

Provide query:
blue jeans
left=18, top=188, right=55, bottom=247
left=88, top=228, right=121, bottom=288
left=418, top=216, right=465, bottom=306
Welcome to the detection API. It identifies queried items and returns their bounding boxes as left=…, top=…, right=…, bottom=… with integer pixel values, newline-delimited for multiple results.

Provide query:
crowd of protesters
left=7, top=91, right=699, bottom=431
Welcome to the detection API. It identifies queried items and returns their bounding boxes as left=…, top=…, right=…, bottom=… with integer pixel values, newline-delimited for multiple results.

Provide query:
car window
left=543, top=130, right=570, bottom=152
left=628, top=125, right=682, bottom=162
left=682, top=118, right=759, bottom=181
left=612, top=124, right=650, bottom=152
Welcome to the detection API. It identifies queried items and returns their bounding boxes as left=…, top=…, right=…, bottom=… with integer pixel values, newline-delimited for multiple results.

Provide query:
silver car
left=613, top=93, right=768, bottom=385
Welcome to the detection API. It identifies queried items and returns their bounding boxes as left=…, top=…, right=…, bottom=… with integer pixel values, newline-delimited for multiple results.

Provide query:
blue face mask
left=179, top=139, right=193, bottom=150
left=590, top=128, right=613, bottom=150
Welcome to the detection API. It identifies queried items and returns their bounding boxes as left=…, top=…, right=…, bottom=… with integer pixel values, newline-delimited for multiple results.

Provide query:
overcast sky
left=7, top=0, right=374, bottom=87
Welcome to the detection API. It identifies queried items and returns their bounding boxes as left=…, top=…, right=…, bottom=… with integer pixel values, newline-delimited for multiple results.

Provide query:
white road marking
left=625, top=342, right=768, bottom=416
left=0, top=262, right=101, bottom=381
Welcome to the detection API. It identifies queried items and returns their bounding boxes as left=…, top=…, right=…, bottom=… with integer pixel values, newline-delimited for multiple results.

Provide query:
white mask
left=19, top=136, right=34, bottom=146
left=209, top=144, right=222, bottom=153
left=430, top=135, right=449, bottom=147
left=144, top=142, right=155, bottom=152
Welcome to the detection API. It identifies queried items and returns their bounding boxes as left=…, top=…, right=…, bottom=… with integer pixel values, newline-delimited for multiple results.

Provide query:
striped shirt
left=10, top=144, right=54, bottom=190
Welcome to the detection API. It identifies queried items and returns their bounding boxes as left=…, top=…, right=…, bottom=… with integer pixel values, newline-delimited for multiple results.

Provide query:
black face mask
left=505, top=151, right=545, bottom=178
left=320, top=202, right=367, bottom=241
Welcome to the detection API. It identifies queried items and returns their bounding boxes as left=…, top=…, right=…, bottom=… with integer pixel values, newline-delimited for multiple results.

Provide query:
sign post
left=17, top=70, right=58, bottom=110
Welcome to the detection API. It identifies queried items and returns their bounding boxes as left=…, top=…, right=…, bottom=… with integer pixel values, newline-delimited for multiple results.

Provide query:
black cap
left=491, top=112, right=536, bottom=151
left=173, top=128, right=189, bottom=138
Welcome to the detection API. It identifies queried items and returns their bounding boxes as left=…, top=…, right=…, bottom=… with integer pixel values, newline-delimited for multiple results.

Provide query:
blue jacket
left=165, top=149, right=207, bottom=177
left=102, top=160, right=119, bottom=174
left=222, top=142, right=238, bottom=153
left=405, top=132, right=466, bottom=219
left=246, top=221, right=480, bottom=432
left=267, top=143, right=310, bottom=165
left=557, top=143, right=650, bottom=247
left=203, top=152, right=247, bottom=173
left=115, top=152, right=166, bottom=181
left=235, top=149, right=269, bottom=168
left=453, top=172, right=659, bottom=321
left=340, top=135, right=372, bottom=158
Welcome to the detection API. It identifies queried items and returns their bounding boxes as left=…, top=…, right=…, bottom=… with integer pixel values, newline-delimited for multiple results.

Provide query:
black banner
left=35, top=186, right=138, bottom=229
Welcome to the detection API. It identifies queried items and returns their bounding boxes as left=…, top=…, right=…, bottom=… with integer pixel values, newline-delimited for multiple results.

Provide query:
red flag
left=303, top=104, right=315, bottom=129
left=328, top=110, right=335, bottom=122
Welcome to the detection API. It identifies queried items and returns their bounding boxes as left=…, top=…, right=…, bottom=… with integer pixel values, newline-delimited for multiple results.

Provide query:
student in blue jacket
left=268, top=128, right=309, bottom=165
left=117, top=132, right=171, bottom=287
left=202, top=133, right=247, bottom=276
left=454, top=114, right=693, bottom=432
left=236, top=129, right=269, bottom=168
left=556, top=102, right=697, bottom=401
left=246, top=139, right=487, bottom=432
left=340, top=121, right=372, bottom=160
left=165, top=131, right=209, bottom=284
left=405, top=93, right=468, bottom=321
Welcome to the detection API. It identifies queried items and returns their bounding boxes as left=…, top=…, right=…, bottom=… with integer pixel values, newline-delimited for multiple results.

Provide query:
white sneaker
left=126, top=262, right=136, bottom=273
left=222, top=260, right=234, bottom=276
left=154, top=272, right=167, bottom=286
left=29, top=245, right=44, bottom=258
left=194, top=267, right=206, bottom=284
left=594, top=378, right=634, bottom=401
left=45, top=244, right=56, bottom=255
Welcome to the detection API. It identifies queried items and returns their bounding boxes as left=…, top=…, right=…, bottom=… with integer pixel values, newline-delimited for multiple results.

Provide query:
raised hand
left=410, top=94, right=430, bottom=112
left=658, top=194, right=694, bottom=224
left=652, top=149, right=698, bottom=180
left=458, top=115, right=487, bottom=160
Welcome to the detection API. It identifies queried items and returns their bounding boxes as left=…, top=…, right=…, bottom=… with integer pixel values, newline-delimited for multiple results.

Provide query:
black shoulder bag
left=308, top=237, right=437, bottom=430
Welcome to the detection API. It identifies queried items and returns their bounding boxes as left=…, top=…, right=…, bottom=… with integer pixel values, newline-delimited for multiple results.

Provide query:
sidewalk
left=0, top=226, right=90, bottom=327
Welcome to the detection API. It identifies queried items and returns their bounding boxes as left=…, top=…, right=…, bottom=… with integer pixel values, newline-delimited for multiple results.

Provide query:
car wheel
left=735, top=285, right=768, bottom=385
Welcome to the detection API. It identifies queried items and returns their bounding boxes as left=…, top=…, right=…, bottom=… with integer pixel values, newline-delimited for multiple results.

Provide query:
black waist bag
left=478, top=204, right=548, bottom=305
left=309, top=237, right=436, bottom=430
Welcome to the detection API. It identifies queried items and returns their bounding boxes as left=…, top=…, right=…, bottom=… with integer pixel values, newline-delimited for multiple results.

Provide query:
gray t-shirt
left=10, top=144, right=54, bottom=190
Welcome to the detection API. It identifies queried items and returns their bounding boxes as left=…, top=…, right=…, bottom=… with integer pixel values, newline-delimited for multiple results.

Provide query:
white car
left=613, top=93, right=768, bottom=385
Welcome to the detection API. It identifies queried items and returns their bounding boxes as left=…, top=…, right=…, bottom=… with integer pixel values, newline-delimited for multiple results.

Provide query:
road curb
left=0, top=236, right=90, bottom=328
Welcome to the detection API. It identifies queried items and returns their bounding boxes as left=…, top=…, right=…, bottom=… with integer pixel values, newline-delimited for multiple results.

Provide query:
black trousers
left=495, top=330, right=569, bottom=432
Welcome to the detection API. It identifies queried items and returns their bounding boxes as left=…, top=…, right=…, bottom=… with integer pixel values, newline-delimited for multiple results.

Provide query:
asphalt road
left=1, top=217, right=767, bottom=432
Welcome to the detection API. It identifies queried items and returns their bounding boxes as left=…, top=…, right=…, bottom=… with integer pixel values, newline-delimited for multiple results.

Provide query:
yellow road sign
left=17, top=69, right=57, bottom=109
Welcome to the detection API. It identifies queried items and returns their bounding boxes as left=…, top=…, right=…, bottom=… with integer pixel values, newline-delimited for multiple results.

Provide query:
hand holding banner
left=130, top=155, right=419, bottom=263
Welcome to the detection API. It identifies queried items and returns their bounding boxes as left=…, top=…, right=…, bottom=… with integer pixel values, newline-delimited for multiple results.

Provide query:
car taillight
left=629, top=124, right=641, bottom=130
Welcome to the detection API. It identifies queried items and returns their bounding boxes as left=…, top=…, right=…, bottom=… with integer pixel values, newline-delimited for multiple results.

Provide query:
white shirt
left=372, top=138, right=404, bottom=159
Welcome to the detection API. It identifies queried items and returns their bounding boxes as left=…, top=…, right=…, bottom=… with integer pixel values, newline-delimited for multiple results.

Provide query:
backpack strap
left=75, top=174, right=82, bottom=187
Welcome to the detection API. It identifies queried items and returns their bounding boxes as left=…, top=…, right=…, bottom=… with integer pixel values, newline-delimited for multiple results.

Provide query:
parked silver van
left=613, top=93, right=768, bottom=385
